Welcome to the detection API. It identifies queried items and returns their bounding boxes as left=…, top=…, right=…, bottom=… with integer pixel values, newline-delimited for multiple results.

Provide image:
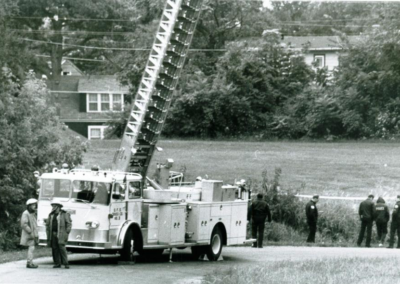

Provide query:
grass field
left=82, top=140, right=400, bottom=196
left=202, top=257, right=400, bottom=284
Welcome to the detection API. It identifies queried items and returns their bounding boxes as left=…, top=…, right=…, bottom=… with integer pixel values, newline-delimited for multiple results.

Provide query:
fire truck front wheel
left=120, top=229, right=136, bottom=261
left=205, top=226, right=223, bottom=261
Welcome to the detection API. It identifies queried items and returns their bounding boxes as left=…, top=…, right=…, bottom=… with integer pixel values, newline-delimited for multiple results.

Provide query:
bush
left=265, top=222, right=305, bottom=243
left=249, top=167, right=362, bottom=244
left=0, top=71, right=87, bottom=250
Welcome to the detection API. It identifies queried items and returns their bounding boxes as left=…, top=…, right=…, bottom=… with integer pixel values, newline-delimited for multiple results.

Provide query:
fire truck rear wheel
left=205, top=227, right=223, bottom=261
left=120, top=229, right=136, bottom=261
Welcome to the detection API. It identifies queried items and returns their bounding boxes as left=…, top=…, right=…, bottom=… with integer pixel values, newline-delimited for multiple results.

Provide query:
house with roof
left=48, top=74, right=130, bottom=140
left=61, top=60, right=84, bottom=76
left=281, top=35, right=360, bottom=72
left=229, top=35, right=360, bottom=74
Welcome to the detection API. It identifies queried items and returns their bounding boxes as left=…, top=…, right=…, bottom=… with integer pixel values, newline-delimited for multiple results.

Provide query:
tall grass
left=202, top=257, right=400, bottom=284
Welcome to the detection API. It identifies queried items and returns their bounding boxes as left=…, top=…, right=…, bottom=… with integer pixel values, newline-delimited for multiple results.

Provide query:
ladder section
left=112, top=0, right=204, bottom=175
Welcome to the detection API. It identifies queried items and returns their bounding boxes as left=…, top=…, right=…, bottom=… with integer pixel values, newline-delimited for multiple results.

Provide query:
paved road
left=1, top=246, right=400, bottom=284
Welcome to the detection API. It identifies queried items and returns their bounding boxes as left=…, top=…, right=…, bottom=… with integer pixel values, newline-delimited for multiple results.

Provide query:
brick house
left=48, top=75, right=129, bottom=140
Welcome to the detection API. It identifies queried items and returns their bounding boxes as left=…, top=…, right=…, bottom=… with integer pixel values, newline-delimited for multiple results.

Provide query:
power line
left=35, top=54, right=106, bottom=62
left=22, top=38, right=226, bottom=52
left=22, top=38, right=149, bottom=51
left=10, top=29, right=137, bottom=36
left=5, top=16, right=138, bottom=22
left=277, top=22, right=375, bottom=28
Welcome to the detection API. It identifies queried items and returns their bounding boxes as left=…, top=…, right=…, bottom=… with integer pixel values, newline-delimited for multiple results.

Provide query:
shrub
left=265, top=222, right=305, bottom=243
left=249, top=167, right=364, bottom=244
left=0, top=71, right=87, bottom=250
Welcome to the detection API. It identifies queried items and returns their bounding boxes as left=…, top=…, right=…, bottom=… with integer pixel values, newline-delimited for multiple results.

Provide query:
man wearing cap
left=305, top=195, right=319, bottom=243
left=248, top=193, right=272, bottom=248
left=388, top=195, right=400, bottom=249
left=357, top=194, right=375, bottom=247
left=46, top=200, right=72, bottom=269
left=20, top=199, right=39, bottom=268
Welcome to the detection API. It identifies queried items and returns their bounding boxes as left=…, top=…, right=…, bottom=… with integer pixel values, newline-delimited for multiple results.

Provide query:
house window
left=113, top=94, right=122, bottom=111
left=86, top=94, right=125, bottom=112
left=62, top=71, right=72, bottom=76
left=314, top=55, right=325, bottom=68
left=88, top=94, right=99, bottom=111
left=101, top=94, right=110, bottom=111
left=88, top=126, right=108, bottom=140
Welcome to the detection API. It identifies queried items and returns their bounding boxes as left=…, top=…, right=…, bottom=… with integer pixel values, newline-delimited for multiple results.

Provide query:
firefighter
left=305, top=195, right=319, bottom=243
left=357, top=194, right=375, bottom=247
left=46, top=200, right=72, bottom=269
left=374, top=197, right=390, bottom=247
left=387, top=195, right=400, bottom=249
left=248, top=193, right=272, bottom=248
left=20, top=199, right=39, bottom=268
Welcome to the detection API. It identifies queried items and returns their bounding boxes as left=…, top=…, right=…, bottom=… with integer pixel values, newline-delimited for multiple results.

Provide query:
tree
left=0, top=70, right=87, bottom=250
left=10, top=0, right=139, bottom=80
left=164, top=33, right=313, bottom=137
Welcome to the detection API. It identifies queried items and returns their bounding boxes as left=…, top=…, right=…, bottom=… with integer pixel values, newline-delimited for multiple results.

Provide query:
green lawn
left=82, top=140, right=400, bottom=196
left=202, top=257, right=400, bottom=284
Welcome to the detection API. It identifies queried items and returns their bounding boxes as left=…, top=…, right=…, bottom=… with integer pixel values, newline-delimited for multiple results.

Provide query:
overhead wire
left=22, top=38, right=226, bottom=52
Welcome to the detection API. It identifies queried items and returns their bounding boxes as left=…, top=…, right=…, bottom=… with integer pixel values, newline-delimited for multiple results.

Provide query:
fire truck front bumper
left=38, top=239, right=117, bottom=250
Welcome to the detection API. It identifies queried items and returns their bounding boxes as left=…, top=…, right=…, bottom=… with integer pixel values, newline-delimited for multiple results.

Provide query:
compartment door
left=147, top=205, right=159, bottom=243
left=170, top=207, right=185, bottom=244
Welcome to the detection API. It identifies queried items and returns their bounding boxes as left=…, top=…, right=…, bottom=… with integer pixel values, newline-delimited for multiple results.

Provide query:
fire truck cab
left=37, top=167, right=250, bottom=261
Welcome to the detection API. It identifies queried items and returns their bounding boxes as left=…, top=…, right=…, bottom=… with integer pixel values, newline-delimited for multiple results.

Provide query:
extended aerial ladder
left=112, top=0, right=203, bottom=182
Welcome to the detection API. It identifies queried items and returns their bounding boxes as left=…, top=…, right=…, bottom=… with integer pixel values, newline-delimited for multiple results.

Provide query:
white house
left=281, top=35, right=361, bottom=71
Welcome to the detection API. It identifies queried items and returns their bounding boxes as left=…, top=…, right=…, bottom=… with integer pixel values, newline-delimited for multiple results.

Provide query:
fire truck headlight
left=91, top=221, right=100, bottom=228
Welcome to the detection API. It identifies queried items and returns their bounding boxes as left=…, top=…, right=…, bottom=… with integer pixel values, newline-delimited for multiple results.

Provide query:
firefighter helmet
left=26, top=198, right=38, bottom=206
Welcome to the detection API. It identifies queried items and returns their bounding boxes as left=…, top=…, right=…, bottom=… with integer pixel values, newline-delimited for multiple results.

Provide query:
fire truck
left=37, top=0, right=252, bottom=261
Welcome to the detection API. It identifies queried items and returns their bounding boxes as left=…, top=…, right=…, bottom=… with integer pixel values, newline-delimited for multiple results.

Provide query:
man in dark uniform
left=248, top=193, right=272, bottom=248
left=357, top=194, right=375, bottom=247
left=374, top=197, right=390, bottom=247
left=388, top=195, right=400, bottom=249
left=305, top=195, right=319, bottom=243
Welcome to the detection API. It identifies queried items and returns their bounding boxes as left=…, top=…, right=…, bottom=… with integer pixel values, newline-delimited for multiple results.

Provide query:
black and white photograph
left=1, top=0, right=400, bottom=283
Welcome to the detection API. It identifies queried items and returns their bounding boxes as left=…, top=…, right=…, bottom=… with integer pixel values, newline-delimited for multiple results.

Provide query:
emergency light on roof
left=91, top=166, right=99, bottom=172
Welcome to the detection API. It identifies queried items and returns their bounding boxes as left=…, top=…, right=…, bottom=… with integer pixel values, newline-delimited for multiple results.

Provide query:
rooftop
left=78, top=75, right=129, bottom=93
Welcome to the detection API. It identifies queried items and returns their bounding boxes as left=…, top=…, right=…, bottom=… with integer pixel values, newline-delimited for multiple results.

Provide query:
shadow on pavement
left=67, top=251, right=240, bottom=266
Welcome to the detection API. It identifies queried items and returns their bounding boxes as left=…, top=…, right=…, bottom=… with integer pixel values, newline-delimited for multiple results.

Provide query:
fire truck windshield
left=71, top=180, right=111, bottom=205
left=40, top=179, right=111, bottom=205
left=40, top=179, right=71, bottom=199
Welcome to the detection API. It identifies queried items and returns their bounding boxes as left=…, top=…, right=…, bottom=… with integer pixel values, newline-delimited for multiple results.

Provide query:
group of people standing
left=357, top=194, right=400, bottom=248
left=20, top=199, right=72, bottom=269
left=305, top=194, right=400, bottom=248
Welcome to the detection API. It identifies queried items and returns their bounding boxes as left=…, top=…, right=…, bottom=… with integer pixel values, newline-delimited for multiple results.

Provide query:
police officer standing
left=305, top=195, right=319, bottom=243
left=374, top=197, right=390, bottom=247
left=248, top=193, right=272, bottom=248
left=387, top=195, right=400, bottom=249
left=357, top=194, right=375, bottom=247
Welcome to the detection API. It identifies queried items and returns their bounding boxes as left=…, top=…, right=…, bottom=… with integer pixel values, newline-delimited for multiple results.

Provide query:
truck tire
left=205, top=226, right=223, bottom=261
left=120, top=229, right=135, bottom=261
